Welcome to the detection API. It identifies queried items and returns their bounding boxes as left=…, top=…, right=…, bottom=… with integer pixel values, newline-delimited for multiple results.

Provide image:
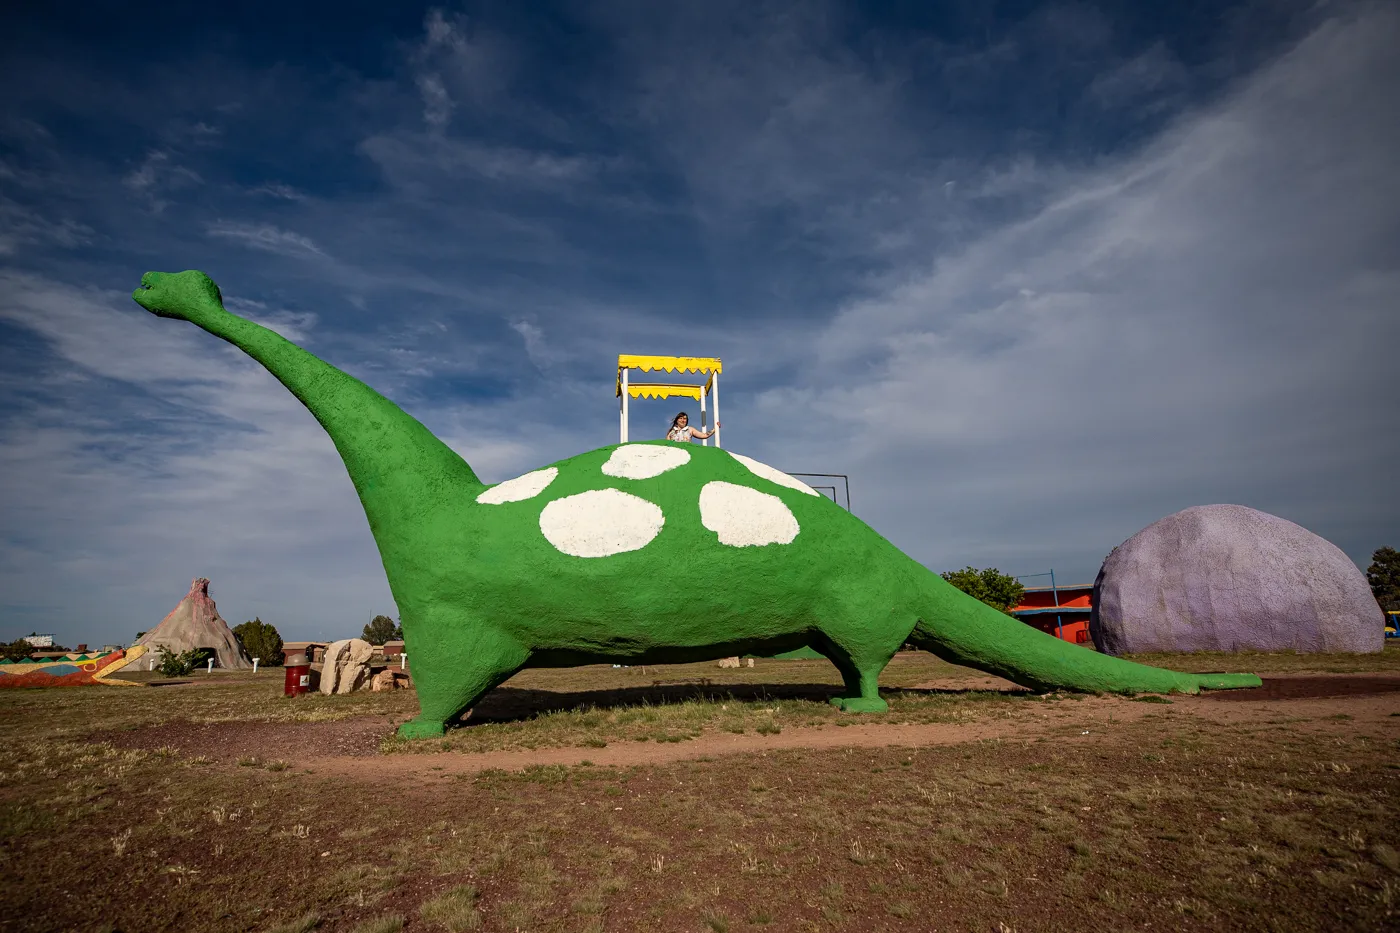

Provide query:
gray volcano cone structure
left=1090, top=505, right=1383, bottom=655
left=136, top=578, right=253, bottom=669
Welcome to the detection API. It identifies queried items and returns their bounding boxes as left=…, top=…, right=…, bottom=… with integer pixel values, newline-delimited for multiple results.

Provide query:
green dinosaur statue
left=131, top=270, right=1261, bottom=737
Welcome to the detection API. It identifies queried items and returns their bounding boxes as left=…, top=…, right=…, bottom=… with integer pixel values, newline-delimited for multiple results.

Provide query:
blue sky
left=1, top=0, right=1396, bottom=646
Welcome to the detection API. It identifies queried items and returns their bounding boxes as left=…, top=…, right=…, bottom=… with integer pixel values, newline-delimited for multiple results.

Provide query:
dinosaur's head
left=132, top=270, right=226, bottom=321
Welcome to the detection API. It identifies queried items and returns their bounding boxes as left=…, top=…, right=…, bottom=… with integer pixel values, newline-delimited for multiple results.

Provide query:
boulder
left=136, top=578, right=253, bottom=670
left=371, top=669, right=401, bottom=692
left=1091, top=505, right=1383, bottom=655
left=717, top=657, right=741, bottom=669
left=318, top=640, right=350, bottom=694
left=348, top=639, right=374, bottom=664
left=319, top=638, right=374, bottom=694
left=336, top=661, right=370, bottom=695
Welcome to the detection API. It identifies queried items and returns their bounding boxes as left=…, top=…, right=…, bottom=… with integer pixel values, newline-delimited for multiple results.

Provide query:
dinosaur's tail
left=907, top=583, right=1261, bottom=694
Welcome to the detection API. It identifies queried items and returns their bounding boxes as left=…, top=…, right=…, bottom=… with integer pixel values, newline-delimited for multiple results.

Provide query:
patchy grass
left=347, top=915, right=404, bottom=933
left=1, top=652, right=1398, bottom=931
left=378, top=654, right=1035, bottom=755
left=0, top=669, right=418, bottom=742
left=1122, top=641, right=1400, bottom=674
left=264, top=914, right=321, bottom=933
left=419, top=885, right=481, bottom=931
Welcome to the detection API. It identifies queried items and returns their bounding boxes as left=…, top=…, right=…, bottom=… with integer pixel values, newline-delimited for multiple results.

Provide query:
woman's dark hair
left=669, top=412, right=689, bottom=430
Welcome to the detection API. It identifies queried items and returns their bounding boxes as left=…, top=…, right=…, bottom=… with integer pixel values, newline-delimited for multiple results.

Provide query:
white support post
left=206, top=658, right=214, bottom=674
left=619, top=369, right=629, bottom=443
left=711, top=372, right=721, bottom=448
left=699, top=389, right=709, bottom=446
left=252, top=658, right=260, bottom=674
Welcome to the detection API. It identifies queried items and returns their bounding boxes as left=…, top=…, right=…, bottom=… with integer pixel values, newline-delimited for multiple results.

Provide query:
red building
left=1011, top=583, right=1093, bottom=644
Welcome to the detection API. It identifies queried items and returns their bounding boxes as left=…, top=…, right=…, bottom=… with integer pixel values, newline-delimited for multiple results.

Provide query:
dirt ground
left=94, top=675, right=1400, bottom=781
left=3, top=653, right=1398, bottom=933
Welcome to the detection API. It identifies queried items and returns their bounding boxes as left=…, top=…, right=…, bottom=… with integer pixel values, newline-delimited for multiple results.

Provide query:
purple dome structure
left=1091, top=505, right=1383, bottom=655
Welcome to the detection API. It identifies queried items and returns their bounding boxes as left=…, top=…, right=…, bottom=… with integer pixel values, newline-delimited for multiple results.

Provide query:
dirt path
left=95, top=674, right=1400, bottom=785
left=303, top=690, right=1400, bottom=783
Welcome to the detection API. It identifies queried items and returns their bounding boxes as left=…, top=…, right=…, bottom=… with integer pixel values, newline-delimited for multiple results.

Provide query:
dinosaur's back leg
left=814, top=609, right=914, bottom=713
left=398, top=617, right=530, bottom=738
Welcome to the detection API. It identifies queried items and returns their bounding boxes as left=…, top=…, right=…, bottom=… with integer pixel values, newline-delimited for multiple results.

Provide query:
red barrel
left=284, top=662, right=311, bottom=697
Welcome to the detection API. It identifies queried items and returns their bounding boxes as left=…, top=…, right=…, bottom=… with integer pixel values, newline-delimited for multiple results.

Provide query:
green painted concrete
left=133, top=271, right=1262, bottom=737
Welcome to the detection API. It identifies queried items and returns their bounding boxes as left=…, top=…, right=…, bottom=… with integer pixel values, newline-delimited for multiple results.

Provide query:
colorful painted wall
left=0, top=647, right=146, bottom=687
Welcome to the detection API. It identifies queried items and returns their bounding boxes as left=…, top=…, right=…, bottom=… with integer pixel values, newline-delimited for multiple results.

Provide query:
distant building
left=381, top=640, right=405, bottom=658
left=23, top=634, right=55, bottom=648
left=1011, top=583, right=1092, bottom=644
left=282, top=641, right=328, bottom=664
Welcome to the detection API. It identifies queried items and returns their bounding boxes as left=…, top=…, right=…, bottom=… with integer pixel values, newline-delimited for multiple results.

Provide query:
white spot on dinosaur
left=476, top=467, right=558, bottom=504
left=727, top=453, right=819, bottom=496
left=699, top=481, right=800, bottom=547
left=601, top=444, right=691, bottom=480
left=540, top=489, right=665, bottom=558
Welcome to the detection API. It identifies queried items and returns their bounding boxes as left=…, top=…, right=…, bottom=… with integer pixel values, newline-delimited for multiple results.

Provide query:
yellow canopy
left=618, top=382, right=704, bottom=400
left=617, top=354, right=722, bottom=375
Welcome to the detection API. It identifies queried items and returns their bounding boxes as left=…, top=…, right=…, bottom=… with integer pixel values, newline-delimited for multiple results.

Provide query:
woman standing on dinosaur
left=666, top=412, right=718, bottom=443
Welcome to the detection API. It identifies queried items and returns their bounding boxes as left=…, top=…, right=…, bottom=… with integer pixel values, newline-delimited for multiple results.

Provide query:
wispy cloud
left=123, top=149, right=201, bottom=211
left=206, top=220, right=325, bottom=257
left=407, top=8, right=509, bottom=131
left=247, top=183, right=307, bottom=201
left=765, top=3, right=1400, bottom=574
left=0, top=196, right=93, bottom=255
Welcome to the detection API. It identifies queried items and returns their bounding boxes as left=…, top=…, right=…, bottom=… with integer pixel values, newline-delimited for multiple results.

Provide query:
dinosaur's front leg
left=398, top=618, right=530, bottom=738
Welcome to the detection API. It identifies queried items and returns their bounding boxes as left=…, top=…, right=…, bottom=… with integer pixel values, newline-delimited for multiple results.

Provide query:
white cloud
left=416, top=73, right=454, bottom=130
left=206, top=220, right=325, bottom=257
left=248, top=183, right=307, bottom=201
left=123, top=149, right=201, bottom=211
left=0, top=196, right=93, bottom=255
left=1088, top=42, right=1188, bottom=109
left=360, top=134, right=603, bottom=187
left=408, top=7, right=510, bottom=131
left=225, top=298, right=319, bottom=343
left=510, top=318, right=550, bottom=369
left=755, top=4, right=1400, bottom=578
left=0, top=274, right=394, bottom=643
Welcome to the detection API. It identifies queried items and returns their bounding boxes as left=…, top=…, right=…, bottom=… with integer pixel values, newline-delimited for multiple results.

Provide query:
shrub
left=233, top=617, right=284, bottom=665
left=939, top=566, right=1025, bottom=615
left=157, top=646, right=211, bottom=677
left=361, top=614, right=402, bottom=645
left=0, top=638, right=36, bottom=662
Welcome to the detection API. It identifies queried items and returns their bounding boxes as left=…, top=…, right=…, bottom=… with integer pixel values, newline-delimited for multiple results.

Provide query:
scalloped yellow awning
left=620, top=383, right=705, bottom=400
left=617, top=354, right=722, bottom=375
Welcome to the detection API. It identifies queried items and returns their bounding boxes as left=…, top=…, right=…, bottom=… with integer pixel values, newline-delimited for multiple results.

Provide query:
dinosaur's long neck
left=185, top=307, right=482, bottom=536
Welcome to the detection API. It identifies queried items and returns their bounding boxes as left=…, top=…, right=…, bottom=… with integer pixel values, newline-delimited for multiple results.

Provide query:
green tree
left=1368, top=546, right=1400, bottom=613
left=361, top=614, right=402, bottom=645
left=233, top=617, right=284, bottom=666
left=156, top=646, right=211, bottom=677
left=939, top=566, right=1025, bottom=615
left=1, top=638, right=36, bottom=662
